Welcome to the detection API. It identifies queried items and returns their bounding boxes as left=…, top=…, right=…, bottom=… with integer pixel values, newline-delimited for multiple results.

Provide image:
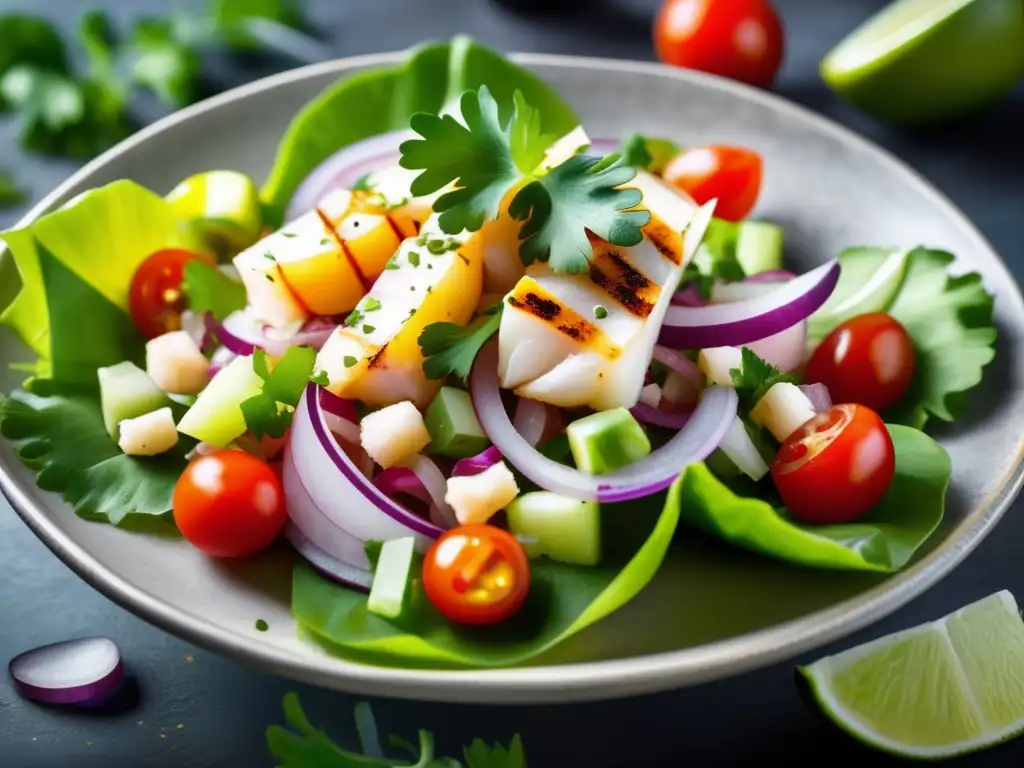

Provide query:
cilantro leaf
left=241, top=346, right=316, bottom=439
left=419, top=306, right=502, bottom=383
left=0, top=387, right=188, bottom=525
left=127, top=17, right=200, bottom=108
left=464, top=736, right=526, bottom=768
left=182, top=260, right=247, bottom=321
left=618, top=132, right=652, bottom=170
left=400, top=86, right=543, bottom=235
left=616, top=132, right=680, bottom=173
left=508, top=90, right=555, bottom=174
left=730, top=347, right=800, bottom=409
left=0, top=171, right=26, bottom=209
left=0, top=14, right=69, bottom=111
left=509, top=153, right=650, bottom=274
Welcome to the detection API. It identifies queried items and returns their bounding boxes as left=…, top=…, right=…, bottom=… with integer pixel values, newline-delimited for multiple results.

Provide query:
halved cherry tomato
left=422, top=524, right=530, bottom=626
left=805, top=313, right=916, bottom=413
left=662, top=145, right=763, bottom=221
left=129, top=248, right=208, bottom=338
left=654, top=0, right=785, bottom=88
left=772, top=403, right=895, bottom=525
left=173, top=450, right=287, bottom=557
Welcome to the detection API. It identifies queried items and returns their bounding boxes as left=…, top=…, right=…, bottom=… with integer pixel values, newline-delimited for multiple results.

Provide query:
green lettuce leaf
left=0, top=179, right=198, bottom=359
left=809, top=246, right=996, bottom=429
left=261, top=35, right=579, bottom=210
left=291, top=479, right=684, bottom=668
left=677, top=425, right=949, bottom=572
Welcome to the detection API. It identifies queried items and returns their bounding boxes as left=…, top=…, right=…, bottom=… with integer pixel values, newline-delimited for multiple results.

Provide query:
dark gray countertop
left=1, top=1, right=1023, bottom=765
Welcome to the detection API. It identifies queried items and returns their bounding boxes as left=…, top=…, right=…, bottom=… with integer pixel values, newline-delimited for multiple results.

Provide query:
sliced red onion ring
left=659, top=260, right=840, bottom=349
left=652, top=346, right=703, bottom=387
left=470, top=341, right=737, bottom=502
left=799, top=383, right=833, bottom=413
left=286, top=130, right=414, bottom=221
left=284, top=522, right=372, bottom=592
left=211, top=310, right=337, bottom=357
left=451, top=446, right=503, bottom=477
left=671, top=282, right=707, bottom=307
left=745, top=269, right=798, bottom=283
left=408, top=455, right=458, bottom=529
left=374, top=467, right=432, bottom=506
left=630, top=403, right=694, bottom=430
left=513, top=397, right=548, bottom=447
left=206, top=312, right=255, bottom=355
left=10, top=637, right=123, bottom=706
left=290, top=383, right=443, bottom=547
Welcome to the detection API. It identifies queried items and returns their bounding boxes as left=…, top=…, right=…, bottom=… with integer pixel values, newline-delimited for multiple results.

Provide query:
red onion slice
left=408, top=455, right=458, bottom=529
left=799, top=383, right=833, bottom=413
left=374, top=467, right=433, bottom=506
left=671, top=283, right=708, bottom=307
left=284, top=523, right=372, bottom=592
left=286, top=130, right=414, bottom=221
left=10, top=637, right=123, bottom=706
left=659, top=260, right=840, bottom=349
left=451, top=446, right=503, bottom=477
left=470, top=341, right=737, bottom=502
left=745, top=269, right=798, bottom=283
left=630, top=403, right=694, bottom=430
left=652, top=346, right=703, bottom=387
left=513, top=397, right=548, bottom=447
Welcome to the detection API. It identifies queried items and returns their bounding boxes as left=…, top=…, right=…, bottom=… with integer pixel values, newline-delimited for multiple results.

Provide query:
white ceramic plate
left=2, top=52, right=1023, bottom=703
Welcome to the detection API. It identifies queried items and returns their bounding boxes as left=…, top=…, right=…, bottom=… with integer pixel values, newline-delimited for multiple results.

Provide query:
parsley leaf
left=182, top=260, right=247, bottom=321
left=0, top=171, right=26, bottom=208
left=240, top=346, right=316, bottom=439
left=419, top=305, right=503, bottom=382
left=509, top=152, right=650, bottom=274
left=619, top=132, right=652, bottom=170
left=730, top=347, right=800, bottom=409
left=309, top=370, right=329, bottom=387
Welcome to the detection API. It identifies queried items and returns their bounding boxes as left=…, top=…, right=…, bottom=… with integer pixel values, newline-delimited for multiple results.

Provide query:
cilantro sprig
left=240, top=346, right=316, bottom=439
left=267, top=693, right=526, bottom=768
left=729, top=347, right=801, bottom=409
left=419, top=304, right=503, bottom=383
left=400, top=86, right=649, bottom=274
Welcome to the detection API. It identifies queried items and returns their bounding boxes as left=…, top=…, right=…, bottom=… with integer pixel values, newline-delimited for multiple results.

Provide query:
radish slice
left=10, top=638, right=123, bottom=706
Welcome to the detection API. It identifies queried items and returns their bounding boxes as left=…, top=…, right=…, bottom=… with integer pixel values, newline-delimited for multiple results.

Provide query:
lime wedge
left=800, top=591, right=1024, bottom=759
left=821, top=0, right=1024, bottom=124
left=166, top=170, right=264, bottom=258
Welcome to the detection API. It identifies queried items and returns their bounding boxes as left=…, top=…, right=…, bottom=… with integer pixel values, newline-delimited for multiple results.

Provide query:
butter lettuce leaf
left=677, top=425, right=949, bottom=572
left=291, top=478, right=683, bottom=668
left=262, top=35, right=578, bottom=210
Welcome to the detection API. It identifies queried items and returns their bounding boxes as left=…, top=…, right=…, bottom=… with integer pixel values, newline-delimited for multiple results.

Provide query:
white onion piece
left=180, top=309, right=207, bottom=348
left=799, top=383, right=833, bottom=413
left=284, top=522, right=372, bottom=592
left=282, top=443, right=372, bottom=569
left=10, top=637, right=123, bottom=706
left=743, top=320, right=808, bottom=373
left=286, top=130, right=414, bottom=221
left=408, top=455, right=458, bottom=529
left=513, top=397, right=548, bottom=447
left=660, top=260, right=840, bottom=348
left=290, top=384, right=442, bottom=548
left=717, top=417, right=769, bottom=481
left=470, top=341, right=738, bottom=502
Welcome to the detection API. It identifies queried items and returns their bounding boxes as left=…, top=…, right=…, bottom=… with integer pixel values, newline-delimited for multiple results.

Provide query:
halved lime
left=800, top=591, right=1024, bottom=759
left=821, top=0, right=1024, bottom=125
left=166, top=170, right=264, bottom=257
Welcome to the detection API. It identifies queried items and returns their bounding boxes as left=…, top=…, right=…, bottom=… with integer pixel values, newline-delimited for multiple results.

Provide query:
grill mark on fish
left=644, top=216, right=683, bottom=265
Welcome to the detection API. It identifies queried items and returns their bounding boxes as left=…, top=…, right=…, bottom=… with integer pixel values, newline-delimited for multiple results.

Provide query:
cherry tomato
left=654, top=0, right=785, bottom=88
left=422, top=524, right=530, bottom=626
left=173, top=450, right=287, bottom=557
left=129, top=249, right=208, bottom=338
left=662, top=145, right=763, bottom=221
left=805, top=313, right=917, bottom=413
left=771, top=403, right=895, bottom=525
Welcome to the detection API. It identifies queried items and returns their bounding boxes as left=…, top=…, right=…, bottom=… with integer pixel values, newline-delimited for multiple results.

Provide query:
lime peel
left=800, top=591, right=1024, bottom=759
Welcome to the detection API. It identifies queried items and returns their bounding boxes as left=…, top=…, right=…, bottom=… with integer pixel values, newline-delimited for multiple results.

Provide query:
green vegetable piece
left=0, top=171, right=26, bottom=208
left=0, top=15, right=69, bottom=109
left=177, top=354, right=263, bottom=447
left=424, top=386, right=489, bottom=458
left=506, top=492, right=601, bottom=566
left=419, top=306, right=503, bottom=383
left=213, top=0, right=310, bottom=51
left=730, top=347, right=801, bottom=410
left=97, top=361, right=170, bottom=440
left=618, top=132, right=680, bottom=173
left=128, top=17, right=200, bottom=109
left=734, top=220, right=784, bottom=276
left=567, top=408, right=651, bottom=475
left=679, top=424, right=950, bottom=572
left=255, top=618, right=269, bottom=632
left=240, top=346, right=317, bottom=439
left=182, top=260, right=246, bottom=321
left=167, top=170, right=264, bottom=256
left=367, top=537, right=416, bottom=620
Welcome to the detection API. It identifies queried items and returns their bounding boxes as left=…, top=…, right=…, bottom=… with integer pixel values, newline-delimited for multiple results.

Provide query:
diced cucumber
left=567, top=408, right=651, bottom=475
left=424, top=387, right=489, bottom=458
left=367, top=537, right=416, bottom=620
left=692, top=217, right=739, bottom=272
left=506, top=492, right=601, bottom=566
left=734, top=220, right=784, bottom=276
left=97, top=361, right=170, bottom=440
left=176, top=355, right=264, bottom=447
left=644, top=137, right=681, bottom=174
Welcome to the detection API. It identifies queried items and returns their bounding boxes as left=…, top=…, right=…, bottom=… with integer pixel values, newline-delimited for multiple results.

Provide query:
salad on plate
left=0, top=37, right=997, bottom=669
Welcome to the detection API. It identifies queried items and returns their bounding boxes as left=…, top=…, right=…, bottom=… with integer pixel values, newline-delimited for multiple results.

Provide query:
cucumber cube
left=566, top=408, right=651, bottom=475
left=367, top=537, right=416, bottom=620
left=506, top=492, right=601, bottom=566
left=97, top=361, right=170, bottom=440
left=424, top=386, right=489, bottom=458
left=735, top=220, right=784, bottom=277
left=177, top=355, right=264, bottom=447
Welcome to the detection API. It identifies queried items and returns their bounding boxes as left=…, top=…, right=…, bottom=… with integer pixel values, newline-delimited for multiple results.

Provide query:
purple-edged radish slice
left=10, top=637, right=123, bottom=705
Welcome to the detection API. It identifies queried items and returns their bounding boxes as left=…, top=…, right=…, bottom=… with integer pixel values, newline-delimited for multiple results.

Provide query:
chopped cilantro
left=264, top=251, right=276, bottom=261
left=352, top=172, right=372, bottom=191
left=384, top=259, right=400, bottom=270
left=281, top=231, right=296, bottom=238
left=309, top=370, right=329, bottom=387
left=346, top=309, right=363, bottom=327
left=240, top=347, right=317, bottom=439
left=415, top=232, right=429, bottom=246
left=619, top=132, right=653, bottom=170
left=729, top=347, right=801, bottom=409
left=362, top=324, right=375, bottom=334
left=343, top=356, right=357, bottom=368
left=426, top=238, right=447, bottom=255
left=319, top=237, right=330, bottom=246
left=408, top=250, right=421, bottom=267
left=427, top=263, right=434, bottom=270
left=593, top=305, right=608, bottom=319
left=255, top=619, right=269, bottom=632
left=419, top=305, right=503, bottom=383
left=265, top=274, right=274, bottom=283
left=363, top=297, right=381, bottom=311
left=182, top=260, right=246, bottom=322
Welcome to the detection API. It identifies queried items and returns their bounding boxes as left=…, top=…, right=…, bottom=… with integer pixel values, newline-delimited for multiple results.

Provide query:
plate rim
left=2, top=49, right=1023, bottom=704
